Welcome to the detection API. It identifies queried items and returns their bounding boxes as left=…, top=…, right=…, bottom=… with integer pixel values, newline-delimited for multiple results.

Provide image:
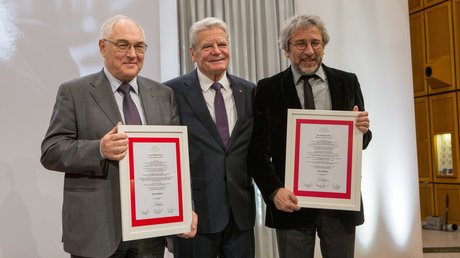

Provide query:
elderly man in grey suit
left=163, top=17, right=255, bottom=258
left=41, top=15, right=196, bottom=258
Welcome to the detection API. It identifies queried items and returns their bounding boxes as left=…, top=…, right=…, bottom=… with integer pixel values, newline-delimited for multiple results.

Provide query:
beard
left=293, top=62, right=320, bottom=76
left=292, top=56, right=322, bottom=76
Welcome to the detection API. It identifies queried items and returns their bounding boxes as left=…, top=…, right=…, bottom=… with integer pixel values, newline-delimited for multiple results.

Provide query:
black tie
left=117, top=83, right=142, bottom=125
left=211, top=82, right=230, bottom=147
left=300, top=75, right=316, bottom=109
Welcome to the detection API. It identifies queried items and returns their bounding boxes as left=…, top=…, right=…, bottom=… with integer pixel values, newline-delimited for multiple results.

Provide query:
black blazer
left=249, top=64, right=372, bottom=229
left=164, top=69, right=255, bottom=234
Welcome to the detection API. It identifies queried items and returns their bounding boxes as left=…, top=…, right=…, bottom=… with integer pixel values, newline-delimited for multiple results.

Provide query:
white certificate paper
left=118, top=125, right=192, bottom=241
left=298, top=122, right=349, bottom=194
left=285, top=109, right=363, bottom=211
left=132, top=141, right=180, bottom=220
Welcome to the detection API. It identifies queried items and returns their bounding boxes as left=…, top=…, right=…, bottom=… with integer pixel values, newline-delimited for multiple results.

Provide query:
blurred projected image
left=0, top=0, right=152, bottom=93
left=0, top=0, right=22, bottom=62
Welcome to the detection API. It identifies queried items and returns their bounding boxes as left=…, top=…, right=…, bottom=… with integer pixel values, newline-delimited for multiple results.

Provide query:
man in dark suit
left=163, top=17, right=255, bottom=258
left=41, top=15, right=196, bottom=258
left=249, top=15, right=372, bottom=258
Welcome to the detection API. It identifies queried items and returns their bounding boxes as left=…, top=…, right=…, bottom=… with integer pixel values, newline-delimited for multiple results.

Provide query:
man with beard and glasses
left=249, top=15, right=372, bottom=258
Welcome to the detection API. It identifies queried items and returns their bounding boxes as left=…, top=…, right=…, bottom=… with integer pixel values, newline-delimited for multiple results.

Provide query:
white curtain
left=176, top=1, right=294, bottom=257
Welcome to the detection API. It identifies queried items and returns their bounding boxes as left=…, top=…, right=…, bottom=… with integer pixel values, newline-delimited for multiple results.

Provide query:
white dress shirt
left=292, top=65, right=332, bottom=110
left=103, top=67, right=146, bottom=125
left=197, top=68, right=237, bottom=136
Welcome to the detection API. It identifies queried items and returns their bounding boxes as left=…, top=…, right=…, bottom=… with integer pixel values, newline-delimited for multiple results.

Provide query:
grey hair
left=278, top=15, right=330, bottom=50
left=189, top=17, right=230, bottom=49
left=100, top=15, right=145, bottom=39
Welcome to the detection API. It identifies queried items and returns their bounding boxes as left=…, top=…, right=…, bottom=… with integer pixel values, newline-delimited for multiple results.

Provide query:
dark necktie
left=211, top=82, right=230, bottom=147
left=117, top=83, right=142, bottom=125
left=301, top=75, right=316, bottom=109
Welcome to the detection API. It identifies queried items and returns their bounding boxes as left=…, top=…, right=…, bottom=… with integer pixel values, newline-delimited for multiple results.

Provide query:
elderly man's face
left=190, top=27, right=230, bottom=81
left=99, top=19, right=145, bottom=82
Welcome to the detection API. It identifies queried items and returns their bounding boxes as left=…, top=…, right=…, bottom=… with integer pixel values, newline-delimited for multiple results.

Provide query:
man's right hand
left=100, top=123, right=129, bottom=161
left=273, top=188, right=301, bottom=213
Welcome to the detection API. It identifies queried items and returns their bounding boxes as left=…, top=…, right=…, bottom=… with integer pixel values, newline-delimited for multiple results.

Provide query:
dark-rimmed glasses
left=103, top=39, right=148, bottom=54
left=289, top=40, right=323, bottom=50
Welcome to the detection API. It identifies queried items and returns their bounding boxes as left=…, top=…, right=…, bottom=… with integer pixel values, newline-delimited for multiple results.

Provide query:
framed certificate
left=285, top=109, right=363, bottom=211
left=118, top=125, right=192, bottom=241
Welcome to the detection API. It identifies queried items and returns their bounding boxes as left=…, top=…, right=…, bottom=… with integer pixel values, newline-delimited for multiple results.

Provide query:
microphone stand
left=444, top=194, right=449, bottom=231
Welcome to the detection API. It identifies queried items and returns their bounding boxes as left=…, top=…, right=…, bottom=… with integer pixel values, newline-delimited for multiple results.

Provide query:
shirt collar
left=291, top=65, right=326, bottom=84
left=196, top=68, right=230, bottom=92
left=103, top=67, right=139, bottom=94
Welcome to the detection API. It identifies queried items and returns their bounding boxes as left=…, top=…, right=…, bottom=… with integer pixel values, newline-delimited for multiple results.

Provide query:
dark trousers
left=173, top=214, right=254, bottom=258
left=276, top=210, right=356, bottom=258
left=71, top=237, right=165, bottom=258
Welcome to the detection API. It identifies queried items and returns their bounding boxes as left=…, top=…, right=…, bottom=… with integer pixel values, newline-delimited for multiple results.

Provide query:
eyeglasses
left=103, top=39, right=148, bottom=54
left=289, top=40, right=323, bottom=50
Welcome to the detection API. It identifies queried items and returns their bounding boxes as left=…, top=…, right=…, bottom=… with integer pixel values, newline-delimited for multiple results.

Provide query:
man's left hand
left=178, top=211, right=198, bottom=239
left=354, top=105, right=370, bottom=134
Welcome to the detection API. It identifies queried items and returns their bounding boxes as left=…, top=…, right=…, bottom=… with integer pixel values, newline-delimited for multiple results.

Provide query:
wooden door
left=434, top=184, right=460, bottom=225
left=411, top=12, right=428, bottom=96
left=454, top=0, right=460, bottom=89
left=425, top=2, right=456, bottom=93
left=430, top=93, right=459, bottom=182
left=420, top=183, right=435, bottom=219
left=409, top=0, right=424, bottom=13
left=415, top=97, right=432, bottom=181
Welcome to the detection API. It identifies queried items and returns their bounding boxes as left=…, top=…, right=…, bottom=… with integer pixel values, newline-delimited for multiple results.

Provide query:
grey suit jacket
left=164, top=69, right=255, bottom=234
left=41, top=70, right=179, bottom=257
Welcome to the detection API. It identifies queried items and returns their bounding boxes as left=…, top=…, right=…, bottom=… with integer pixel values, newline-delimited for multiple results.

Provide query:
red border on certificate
left=293, top=119, right=354, bottom=199
left=128, top=137, right=184, bottom=227
left=284, top=109, right=362, bottom=211
left=118, top=125, right=192, bottom=241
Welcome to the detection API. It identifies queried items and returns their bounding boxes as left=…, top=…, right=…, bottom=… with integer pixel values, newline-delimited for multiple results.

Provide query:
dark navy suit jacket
left=164, top=69, right=255, bottom=234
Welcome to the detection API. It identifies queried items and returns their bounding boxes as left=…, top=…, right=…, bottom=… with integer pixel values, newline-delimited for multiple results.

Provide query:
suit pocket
left=64, top=175, right=98, bottom=192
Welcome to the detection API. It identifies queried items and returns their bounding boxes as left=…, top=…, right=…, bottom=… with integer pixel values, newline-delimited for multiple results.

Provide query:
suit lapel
left=227, top=75, right=247, bottom=149
left=323, top=65, right=348, bottom=111
left=88, top=71, right=122, bottom=126
left=281, top=68, right=302, bottom=109
left=281, top=65, right=351, bottom=111
left=137, top=77, right=158, bottom=125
